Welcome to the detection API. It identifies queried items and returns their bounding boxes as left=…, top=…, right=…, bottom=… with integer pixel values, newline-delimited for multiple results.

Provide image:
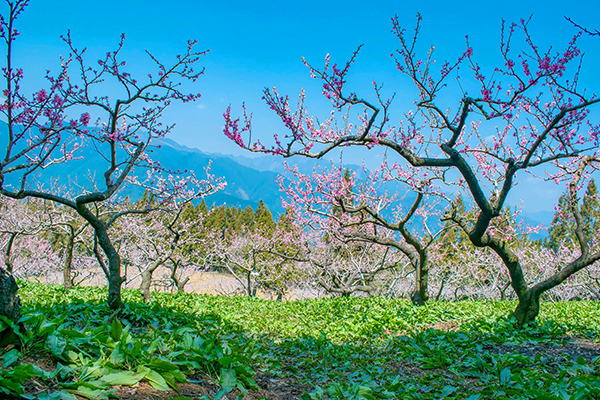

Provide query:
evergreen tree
left=581, top=179, right=600, bottom=238
left=236, top=206, right=256, bottom=232
left=198, top=199, right=208, bottom=215
left=255, top=200, right=276, bottom=233
left=547, top=179, right=600, bottom=251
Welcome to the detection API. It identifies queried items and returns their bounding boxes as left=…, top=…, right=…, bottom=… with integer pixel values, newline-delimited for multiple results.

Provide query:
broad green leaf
left=59, top=329, right=87, bottom=339
left=108, top=346, right=124, bottom=365
left=355, top=385, right=375, bottom=399
left=138, top=366, right=169, bottom=391
left=147, top=358, right=179, bottom=372
left=48, top=334, right=67, bottom=358
left=0, top=377, right=23, bottom=395
left=68, top=385, right=113, bottom=400
left=161, top=371, right=179, bottom=391
left=2, top=348, right=20, bottom=368
left=110, top=319, right=123, bottom=341
left=219, top=368, right=237, bottom=390
left=213, top=388, right=232, bottom=400
left=38, top=321, right=58, bottom=337
left=500, top=367, right=511, bottom=385
left=13, top=363, right=52, bottom=380
left=99, top=371, right=145, bottom=386
left=441, top=385, right=457, bottom=397
left=38, top=391, right=80, bottom=400
left=61, top=381, right=109, bottom=391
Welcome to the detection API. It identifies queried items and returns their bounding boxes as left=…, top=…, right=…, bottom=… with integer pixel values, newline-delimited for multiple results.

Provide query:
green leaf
left=48, top=334, right=67, bottom=358
left=38, top=321, right=58, bottom=337
left=301, top=386, right=324, bottom=400
left=12, top=363, right=52, bottom=380
left=108, top=346, right=124, bottom=365
left=2, top=348, right=20, bottom=368
left=0, top=377, right=23, bottom=395
left=213, top=388, right=232, bottom=400
left=499, top=367, right=511, bottom=385
left=139, top=366, right=169, bottom=391
left=110, top=319, right=123, bottom=341
left=147, top=358, right=179, bottom=372
left=61, top=381, right=109, bottom=391
left=68, top=386, right=113, bottom=400
left=99, top=371, right=145, bottom=386
left=219, top=368, right=237, bottom=390
left=441, top=385, right=457, bottom=398
left=355, top=385, right=375, bottom=399
left=38, top=391, right=81, bottom=400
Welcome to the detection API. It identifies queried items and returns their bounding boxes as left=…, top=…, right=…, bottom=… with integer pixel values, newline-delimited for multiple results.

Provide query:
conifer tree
left=581, top=179, right=600, bottom=238
left=255, top=200, right=276, bottom=232
left=547, top=179, right=600, bottom=251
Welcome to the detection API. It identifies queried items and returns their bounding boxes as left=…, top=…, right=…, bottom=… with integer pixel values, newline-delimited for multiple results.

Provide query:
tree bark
left=4, top=232, right=16, bottom=274
left=247, top=270, right=254, bottom=297
left=95, top=226, right=124, bottom=310
left=139, top=269, right=154, bottom=302
left=0, top=267, right=21, bottom=323
left=169, top=261, right=189, bottom=293
left=513, top=289, right=541, bottom=327
left=411, top=255, right=429, bottom=306
left=139, top=258, right=164, bottom=302
left=63, top=234, right=74, bottom=290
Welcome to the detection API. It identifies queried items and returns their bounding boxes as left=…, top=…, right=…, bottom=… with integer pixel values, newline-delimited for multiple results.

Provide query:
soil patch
left=487, top=337, right=600, bottom=363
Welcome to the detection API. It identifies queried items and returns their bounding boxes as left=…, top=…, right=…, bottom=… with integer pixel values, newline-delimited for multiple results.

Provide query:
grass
left=0, top=281, right=599, bottom=399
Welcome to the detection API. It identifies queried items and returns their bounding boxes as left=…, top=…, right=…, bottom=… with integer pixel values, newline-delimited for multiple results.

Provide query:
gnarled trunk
left=95, top=227, right=124, bottom=310
left=4, top=232, right=16, bottom=274
left=63, top=234, right=74, bottom=290
left=0, top=267, right=21, bottom=323
left=139, top=269, right=154, bottom=302
left=411, top=253, right=429, bottom=306
left=169, top=261, right=189, bottom=293
left=140, top=261, right=163, bottom=302
left=513, top=289, right=541, bottom=327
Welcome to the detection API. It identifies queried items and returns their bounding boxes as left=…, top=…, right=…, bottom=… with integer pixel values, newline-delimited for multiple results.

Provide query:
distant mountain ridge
left=151, top=138, right=286, bottom=213
left=0, top=126, right=553, bottom=234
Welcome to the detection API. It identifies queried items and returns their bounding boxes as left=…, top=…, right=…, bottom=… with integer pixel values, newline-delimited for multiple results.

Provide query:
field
left=1, top=283, right=599, bottom=399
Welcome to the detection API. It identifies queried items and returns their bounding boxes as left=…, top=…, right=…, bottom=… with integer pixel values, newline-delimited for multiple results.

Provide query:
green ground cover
left=1, top=282, right=599, bottom=399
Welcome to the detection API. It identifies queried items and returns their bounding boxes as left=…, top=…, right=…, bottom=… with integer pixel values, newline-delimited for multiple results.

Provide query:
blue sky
left=7, top=0, right=600, bottom=212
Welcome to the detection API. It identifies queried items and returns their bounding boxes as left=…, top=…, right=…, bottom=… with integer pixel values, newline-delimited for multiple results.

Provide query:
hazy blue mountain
left=517, top=210, right=553, bottom=239
left=151, top=138, right=286, bottom=213
left=0, top=123, right=285, bottom=213
left=0, top=124, right=554, bottom=237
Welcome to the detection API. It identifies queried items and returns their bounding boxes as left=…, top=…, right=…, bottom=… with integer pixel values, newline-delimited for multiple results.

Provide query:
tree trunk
left=63, top=234, right=74, bottom=290
left=169, top=263, right=189, bottom=293
left=77, top=204, right=124, bottom=310
left=0, top=267, right=21, bottom=323
left=434, top=272, right=448, bottom=301
left=411, top=257, right=429, bottom=306
left=140, top=256, right=170, bottom=302
left=4, top=232, right=16, bottom=274
left=513, top=289, right=541, bottom=327
left=95, top=227, right=124, bottom=310
left=247, top=270, right=254, bottom=297
left=140, top=269, right=153, bottom=302
left=499, top=281, right=511, bottom=301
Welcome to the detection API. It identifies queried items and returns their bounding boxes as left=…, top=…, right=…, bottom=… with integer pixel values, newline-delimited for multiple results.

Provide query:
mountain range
left=0, top=129, right=554, bottom=234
